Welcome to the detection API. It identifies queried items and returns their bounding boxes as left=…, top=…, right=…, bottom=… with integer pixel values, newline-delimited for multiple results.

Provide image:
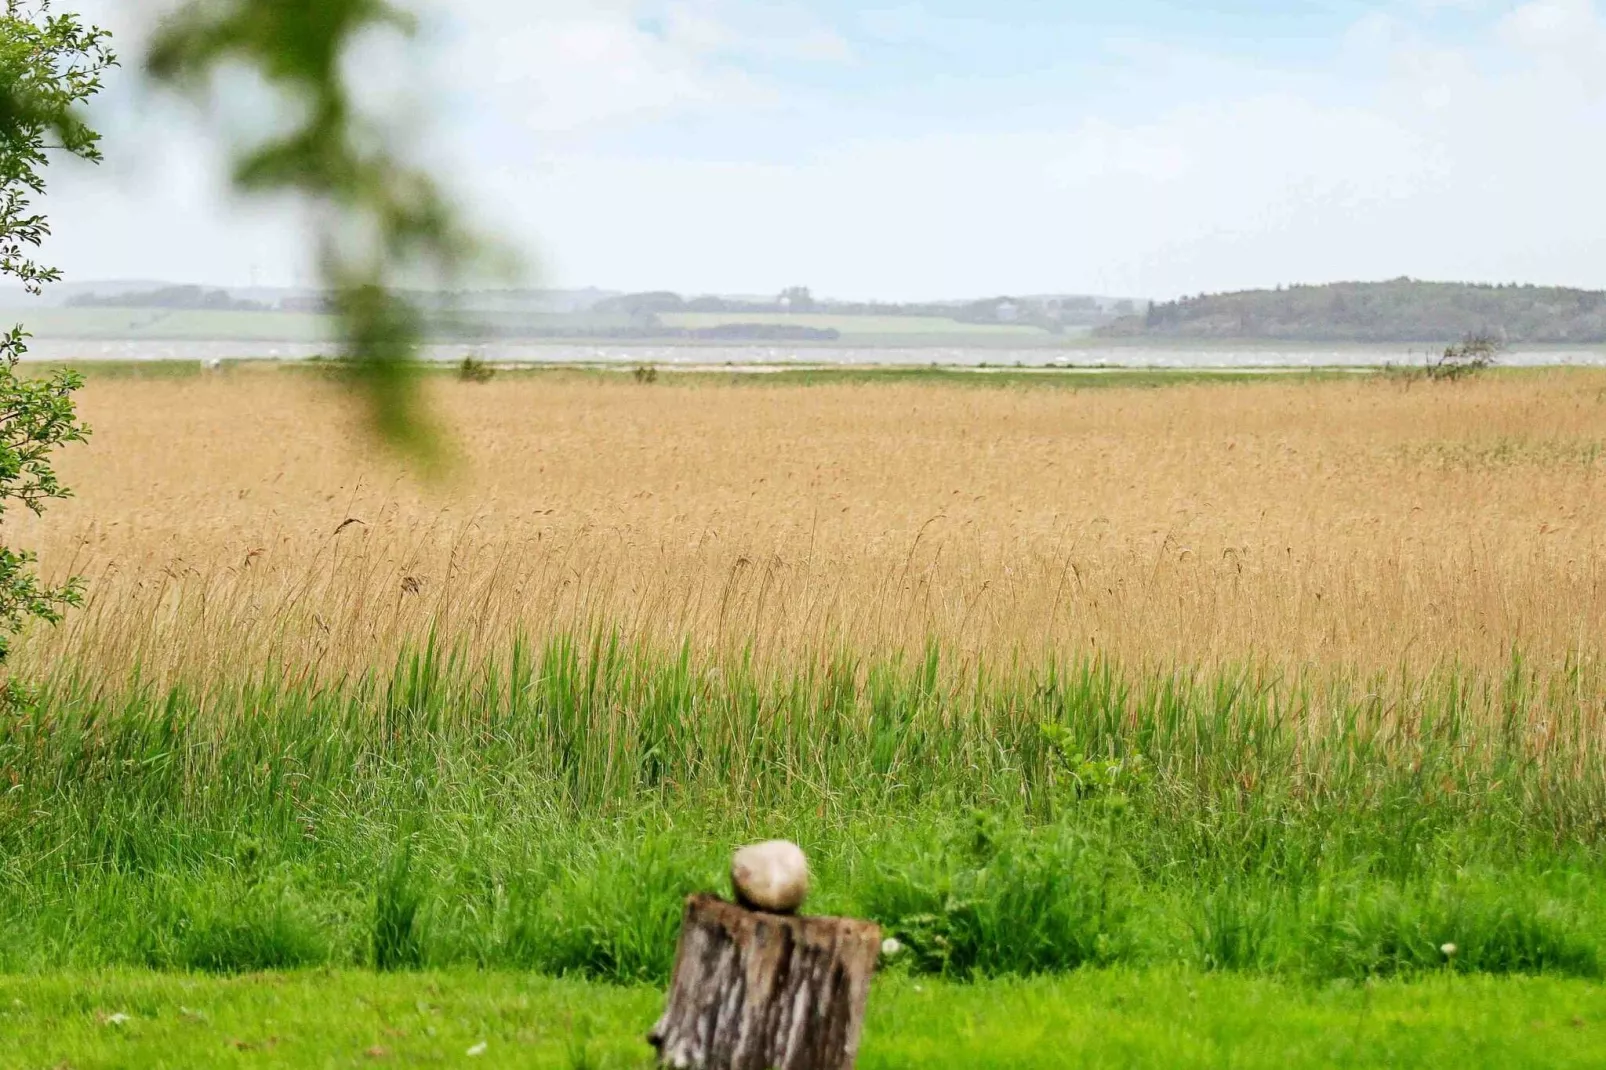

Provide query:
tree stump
left=649, top=895, right=882, bottom=1070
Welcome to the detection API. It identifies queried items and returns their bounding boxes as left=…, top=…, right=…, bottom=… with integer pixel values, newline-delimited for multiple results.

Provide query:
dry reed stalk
left=6, top=367, right=1606, bottom=688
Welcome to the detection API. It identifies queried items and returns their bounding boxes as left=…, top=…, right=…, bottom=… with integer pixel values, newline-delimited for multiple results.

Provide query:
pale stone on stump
left=730, top=839, right=810, bottom=914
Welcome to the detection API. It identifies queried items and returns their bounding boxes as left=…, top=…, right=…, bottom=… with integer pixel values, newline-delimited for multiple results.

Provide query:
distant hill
left=1101, top=280, right=1606, bottom=344
left=4, top=282, right=1142, bottom=346
left=598, top=289, right=1137, bottom=324
left=67, top=285, right=271, bottom=313
left=0, top=282, right=620, bottom=314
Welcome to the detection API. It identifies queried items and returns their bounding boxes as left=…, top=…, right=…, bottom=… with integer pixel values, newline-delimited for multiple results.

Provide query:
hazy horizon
left=8, top=276, right=1605, bottom=311
left=0, top=277, right=1148, bottom=306
left=32, top=1, right=1606, bottom=303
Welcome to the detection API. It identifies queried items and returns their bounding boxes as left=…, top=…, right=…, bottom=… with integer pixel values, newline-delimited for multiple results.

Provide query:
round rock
left=731, top=840, right=810, bottom=914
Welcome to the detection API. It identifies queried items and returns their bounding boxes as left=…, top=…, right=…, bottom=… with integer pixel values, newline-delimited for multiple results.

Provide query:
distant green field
left=17, top=308, right=642, bottom=343
left=659, top=311, right=1054, bottom=338
left=19, top=307, right=337, bottom=342
left=16, top=307, right=1060, bottom=345
left=6, top=970, right=1603, bottom=1069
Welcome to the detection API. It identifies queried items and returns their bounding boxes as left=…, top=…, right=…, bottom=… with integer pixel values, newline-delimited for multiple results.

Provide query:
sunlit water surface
left=19, top=338, right=1606, bottom=369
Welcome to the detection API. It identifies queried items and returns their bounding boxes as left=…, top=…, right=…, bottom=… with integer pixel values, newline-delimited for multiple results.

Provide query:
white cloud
left=432, top=0, right=848, bottom=136
left=494, top=95, right=1438, bottom=300
left=660, top=1, right=854, bottom=63
left=446, top=10, right=762, bottom=135
left=22, top=0, right=1606, bottom=299
left=488, top=0, right=1606, bottom=299
left=1499, top=0, right=1606, bottom=87
left=1502, top=0, right=1599, bottom=43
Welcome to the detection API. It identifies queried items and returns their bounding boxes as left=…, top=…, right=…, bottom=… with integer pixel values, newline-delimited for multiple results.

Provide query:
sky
left=36, top=0, right=1606, bottom=301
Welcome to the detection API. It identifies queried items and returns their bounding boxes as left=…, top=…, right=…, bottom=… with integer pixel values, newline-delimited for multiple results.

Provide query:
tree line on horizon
left=592, top=288, right=1135, bottom=333
left=1106, top=279, right=1606, bottom=344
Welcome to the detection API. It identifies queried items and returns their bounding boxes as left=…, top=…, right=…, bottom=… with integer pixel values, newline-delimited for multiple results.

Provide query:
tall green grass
left=3, top=633, right=1604, bottom=982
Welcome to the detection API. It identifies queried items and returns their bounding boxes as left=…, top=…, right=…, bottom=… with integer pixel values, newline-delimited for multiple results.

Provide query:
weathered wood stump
left=649, top=895, right=882, bottom=1070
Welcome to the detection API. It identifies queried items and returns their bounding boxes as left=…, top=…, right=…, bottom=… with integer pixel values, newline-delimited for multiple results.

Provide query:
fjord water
left=18, top=337, right=1606, bottom=368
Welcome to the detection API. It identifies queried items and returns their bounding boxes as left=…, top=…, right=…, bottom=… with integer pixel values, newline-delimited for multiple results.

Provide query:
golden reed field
left=7, top=366, right=1606, bottom=682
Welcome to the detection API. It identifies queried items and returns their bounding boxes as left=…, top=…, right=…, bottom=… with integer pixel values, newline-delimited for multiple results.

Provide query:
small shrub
left=1039, top=723, right=1150, bottom=805
left=633, top=364, right=659, bottom=385
left=1427, top=333, right=1502, bottom=381
left=863, top=817, right=1133, bottom=977
left=1382, top=333, right=1503, bottom=385
left=457, top=355, right=496, bottom=383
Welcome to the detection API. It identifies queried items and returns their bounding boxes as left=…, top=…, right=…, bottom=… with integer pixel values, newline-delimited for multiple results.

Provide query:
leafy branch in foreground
left=147, top=0, right=491, bottom=464
left=0, top=1, right=114, bottom=294
left=0, top=340, right=89, bottom=656
left=0, top=2, right=111, bottom=660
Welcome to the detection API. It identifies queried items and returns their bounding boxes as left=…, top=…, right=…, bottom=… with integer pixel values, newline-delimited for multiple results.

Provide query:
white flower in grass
left=1441, top=942, right=1458, bottom=959
left=881, top=937, right=905, bottom=958
left=466, top=1040, right=488, bottom=1056
left=104, top=1012, right=130, bottom=1026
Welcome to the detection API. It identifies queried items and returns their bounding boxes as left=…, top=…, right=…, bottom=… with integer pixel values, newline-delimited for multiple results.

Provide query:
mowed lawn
left=4, top=970, right=1604, bottom=1069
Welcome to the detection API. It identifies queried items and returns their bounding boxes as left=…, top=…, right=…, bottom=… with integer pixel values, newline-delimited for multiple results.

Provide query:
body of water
left=17, top=338, right=1606, bottom=369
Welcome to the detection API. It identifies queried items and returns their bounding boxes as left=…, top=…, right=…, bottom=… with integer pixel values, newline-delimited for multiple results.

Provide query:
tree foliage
left=148, top=0, right=487, bottom=462
left=1111, top=280, right=1606, bottom=344
left=0, top=0, right=114, bottom=294
left=0, top=1, right=112, bottom=659
left=0, top=326, right=90, bottom=658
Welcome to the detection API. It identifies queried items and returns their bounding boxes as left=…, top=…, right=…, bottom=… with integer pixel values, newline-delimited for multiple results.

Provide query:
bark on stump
left=649, top=895, right=881, bottom=1070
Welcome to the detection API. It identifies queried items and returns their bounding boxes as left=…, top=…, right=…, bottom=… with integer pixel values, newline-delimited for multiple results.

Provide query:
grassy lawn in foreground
left=3, top=969, right=1604, bottom=1069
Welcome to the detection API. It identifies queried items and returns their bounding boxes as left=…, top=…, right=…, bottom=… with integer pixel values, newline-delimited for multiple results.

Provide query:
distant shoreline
left=18, top=339, right=1606, bottom=371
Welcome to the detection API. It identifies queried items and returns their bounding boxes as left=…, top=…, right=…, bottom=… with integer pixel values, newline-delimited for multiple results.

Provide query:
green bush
left=864, top=815, right=1134, bottom=977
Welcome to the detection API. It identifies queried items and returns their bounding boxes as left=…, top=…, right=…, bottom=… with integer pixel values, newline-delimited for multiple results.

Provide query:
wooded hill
left=1101, top=280, right=1606, bottom=343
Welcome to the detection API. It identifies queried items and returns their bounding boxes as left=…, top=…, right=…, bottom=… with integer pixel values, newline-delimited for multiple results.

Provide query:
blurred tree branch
left=147, top=0, right=492, bottom=465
